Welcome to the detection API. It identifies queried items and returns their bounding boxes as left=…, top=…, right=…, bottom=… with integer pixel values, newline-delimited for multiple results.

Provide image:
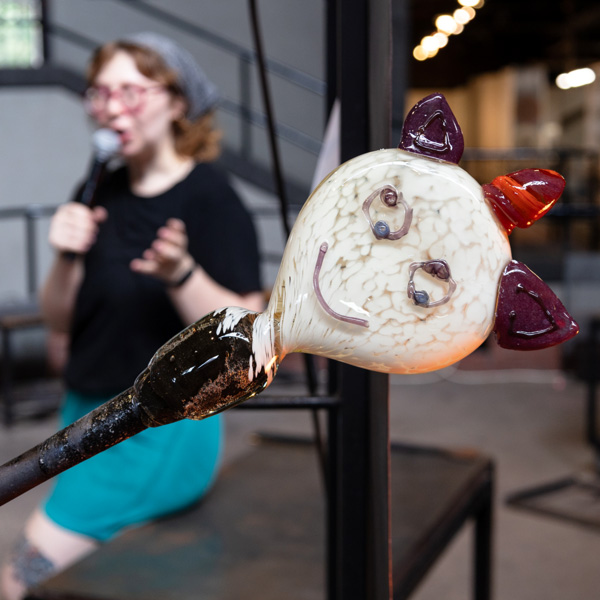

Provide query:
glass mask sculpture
left=0, top=93, right=579, bottom=503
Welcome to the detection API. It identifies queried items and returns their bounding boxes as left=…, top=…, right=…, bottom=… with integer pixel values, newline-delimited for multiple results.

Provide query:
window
left=0, top=0, right=43, bottom=67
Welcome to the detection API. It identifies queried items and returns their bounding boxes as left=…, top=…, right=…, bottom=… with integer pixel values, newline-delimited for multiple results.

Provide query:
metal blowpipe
left=0, top=309, right=274, bottom=506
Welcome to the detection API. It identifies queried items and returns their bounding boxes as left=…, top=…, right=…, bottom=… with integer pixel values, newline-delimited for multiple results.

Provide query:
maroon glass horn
left=399, top=93, right=464, bottom=164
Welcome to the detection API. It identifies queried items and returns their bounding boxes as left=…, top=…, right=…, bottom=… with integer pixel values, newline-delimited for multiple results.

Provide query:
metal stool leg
left=2, top=326, right=14, bottom=426
left=474, top=476, right=494, bottom=600
left=587, top=317, right=600, bottom=463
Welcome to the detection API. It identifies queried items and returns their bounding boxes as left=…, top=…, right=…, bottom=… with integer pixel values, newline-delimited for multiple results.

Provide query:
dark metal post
left=325, top=0, right=338, bottom=114
left=474, top=473, right=494, bottom=600
left=239, top=52, right=253, bottom=161
left=327, top=0, right=393, bottom=598
left=326, top=399, right=340, bottom=600
left=587, top=317, right=600, bottom=464
left=25, top=208, right=39, bottom=297
left=333, top=367, right=391, bottom=600
left=39, top=0, right=51, bottom=64
left=2, top=323, right=13, bottom=426
left=391, top=0, right=410, bottom=143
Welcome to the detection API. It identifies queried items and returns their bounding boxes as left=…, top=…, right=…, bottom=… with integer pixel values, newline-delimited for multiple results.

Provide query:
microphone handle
left=79, top=158, right=106, bottom=207
left=63, top=158, right=107, bottom=261
left=0, top=387, right=148, bottom=507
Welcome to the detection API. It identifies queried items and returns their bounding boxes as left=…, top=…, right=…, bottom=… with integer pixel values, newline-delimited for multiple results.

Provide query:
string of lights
left=413, top=0, right=484, bottom=62
left=555, top=67, right=596, bottom=90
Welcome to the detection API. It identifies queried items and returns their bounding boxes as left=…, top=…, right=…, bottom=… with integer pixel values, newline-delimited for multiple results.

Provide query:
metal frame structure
left=326, top=1, right=393, bottom=597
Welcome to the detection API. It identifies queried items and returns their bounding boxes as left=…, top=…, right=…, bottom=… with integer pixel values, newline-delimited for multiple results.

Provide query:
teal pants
left=43, top=390, right=222, bottom=541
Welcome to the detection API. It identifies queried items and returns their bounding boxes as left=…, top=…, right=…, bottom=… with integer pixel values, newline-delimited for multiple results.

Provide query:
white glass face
left=267, top=148, right=511, bottom=375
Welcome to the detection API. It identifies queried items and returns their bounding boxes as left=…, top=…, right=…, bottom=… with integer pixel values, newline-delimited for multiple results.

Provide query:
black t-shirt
left=65, top=163, right=262, bottom=395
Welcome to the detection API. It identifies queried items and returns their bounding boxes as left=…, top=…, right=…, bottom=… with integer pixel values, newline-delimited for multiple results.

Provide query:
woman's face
left=88, top=50, right=184, bottom=158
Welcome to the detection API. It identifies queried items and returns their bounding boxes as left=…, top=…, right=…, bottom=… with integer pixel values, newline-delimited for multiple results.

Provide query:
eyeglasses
left=83, top=84, right=165, bottom=115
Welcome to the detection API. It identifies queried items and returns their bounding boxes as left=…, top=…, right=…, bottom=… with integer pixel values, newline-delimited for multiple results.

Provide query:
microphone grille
left=92, top=129, right=121, bottom=162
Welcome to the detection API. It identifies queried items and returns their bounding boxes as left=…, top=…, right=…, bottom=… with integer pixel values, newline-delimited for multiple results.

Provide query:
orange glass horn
left=483, top=169, right=565, bottom=234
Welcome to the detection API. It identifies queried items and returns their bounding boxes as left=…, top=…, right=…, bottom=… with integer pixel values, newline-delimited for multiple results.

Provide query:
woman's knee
left=1, top=531, right=56, bottom=600
left=1, top=509, right=98, bottom=600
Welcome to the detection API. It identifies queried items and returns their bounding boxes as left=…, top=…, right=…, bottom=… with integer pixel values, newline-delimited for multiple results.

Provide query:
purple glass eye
left=374, top=220, right=391, bottom=238
left=399, top=93, right=464, bottom=164
left=407, top=259, right=456, bottom=308
left=362, top=185, right=413, bottom=241
left=382, top=189, right=397, bottom=207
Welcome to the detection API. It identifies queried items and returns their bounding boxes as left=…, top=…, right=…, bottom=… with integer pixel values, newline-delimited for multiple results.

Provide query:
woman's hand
left=40, top=204, right=105, bottom=332
left=130, top=218, right=195, bottom=285
left=49, top=203, right=108, bottom=255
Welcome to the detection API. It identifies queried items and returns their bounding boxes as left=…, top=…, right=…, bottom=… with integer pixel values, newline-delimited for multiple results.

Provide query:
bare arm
left=39, top=204, right=108, bottom=332
left=39, top=254, right=84, bottom=333
left=168, top=268, right=264, bottom=324
left=130, top=218, right=264, bottom=325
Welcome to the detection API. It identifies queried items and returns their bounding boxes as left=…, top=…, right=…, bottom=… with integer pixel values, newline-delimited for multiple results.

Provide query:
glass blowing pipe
left=0, top=309, right=273, bottom=506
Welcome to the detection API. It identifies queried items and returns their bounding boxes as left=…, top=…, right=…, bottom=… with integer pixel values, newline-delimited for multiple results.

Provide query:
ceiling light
left=555, top=73, right=571, bottom=90
left=432, top=32, right=449, bottom=48
left=435, top=14, right=458, bottom=35
left=555, top=67, right=596, bottom=89
left=414, top=0, right=478, bottom=62
left=421, top=35, right=439, bottom=53
left=453, top=8, right=471, bottom=24
left=413, top=46, right=428, bottom=61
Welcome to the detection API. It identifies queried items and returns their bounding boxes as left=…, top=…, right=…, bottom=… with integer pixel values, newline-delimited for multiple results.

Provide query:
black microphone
left=63, top=129, right=121, bottom=260
left=77, top=128, right=121, bottom=206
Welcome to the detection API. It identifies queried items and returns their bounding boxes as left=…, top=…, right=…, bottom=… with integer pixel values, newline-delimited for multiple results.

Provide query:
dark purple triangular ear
left=493, top=260, right=579, bottom=350
left=399, top=93, right=464, bottom=164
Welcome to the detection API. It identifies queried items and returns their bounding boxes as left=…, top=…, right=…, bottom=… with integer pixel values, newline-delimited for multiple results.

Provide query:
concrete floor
left=0, top=365, right=599, bottom=599
left=388, top=370, right=600, bottom=600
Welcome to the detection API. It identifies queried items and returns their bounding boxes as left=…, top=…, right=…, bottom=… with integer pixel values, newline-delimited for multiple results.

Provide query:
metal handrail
left=0, top=204, right=54, bottom=220
left=45, top=7, right=325, bottom=95
left=0, top=204, right=54, bottom=297
left=0, top=202, right=288, bottom=298
left=112, top=0, right=326, bottom=96
left=220, top=98, right=321, bottom=155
